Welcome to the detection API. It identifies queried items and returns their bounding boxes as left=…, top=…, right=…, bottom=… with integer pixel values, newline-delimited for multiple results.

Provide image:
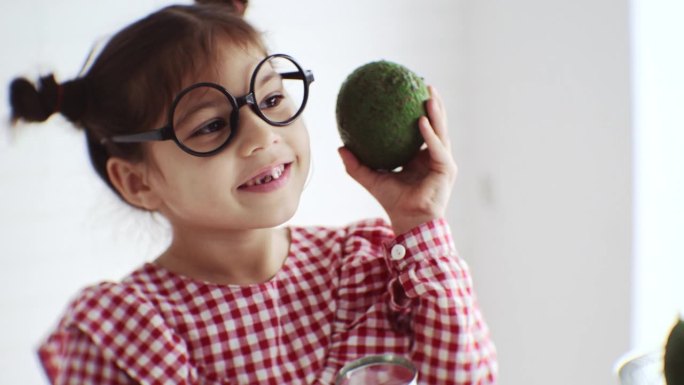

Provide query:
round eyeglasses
left=107, top=54, right=314, bottom=156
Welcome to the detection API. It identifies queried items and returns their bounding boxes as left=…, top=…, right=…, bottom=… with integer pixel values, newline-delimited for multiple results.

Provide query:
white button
left=391, top=244, right=406, bottom=261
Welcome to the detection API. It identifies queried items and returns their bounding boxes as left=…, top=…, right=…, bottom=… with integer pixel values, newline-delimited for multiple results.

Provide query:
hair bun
left=9, top=74, right=60, bottom=123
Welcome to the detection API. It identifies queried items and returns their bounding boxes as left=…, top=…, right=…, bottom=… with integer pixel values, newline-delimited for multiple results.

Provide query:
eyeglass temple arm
left=281, top=70, right=315, bottom=83
left=107, top=128, right=169, bottom=144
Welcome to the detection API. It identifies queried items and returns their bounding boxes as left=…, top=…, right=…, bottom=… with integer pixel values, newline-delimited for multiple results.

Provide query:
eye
left=190, top=118, right=229, bottom=138
left=259, top=93, right=285, bottom=110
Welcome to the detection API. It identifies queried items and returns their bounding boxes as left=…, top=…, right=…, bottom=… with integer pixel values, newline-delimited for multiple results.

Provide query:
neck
left=155, top=225, right=290, bottom=286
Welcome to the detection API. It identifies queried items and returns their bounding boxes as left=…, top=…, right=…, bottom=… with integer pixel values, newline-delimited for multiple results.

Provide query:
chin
left=253, top=197, right=301, bottom=228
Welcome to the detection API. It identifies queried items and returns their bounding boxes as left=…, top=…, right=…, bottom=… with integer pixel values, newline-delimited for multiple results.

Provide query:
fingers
left=418, top=116, right=452, bottom=168
left=338, top=147, right=380, bottom=192
left=428, top=85, right=446, bottom=117
left=420, top=85, right=451, bottom=161
left=425, top=85, right=450, bottom=151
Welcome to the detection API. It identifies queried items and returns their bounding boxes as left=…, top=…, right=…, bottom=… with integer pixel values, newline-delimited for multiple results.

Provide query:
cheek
left=148, top=160, right=241, bottom=220
left=293, top=126, right=311, bottom=181
left=294, top=123, right=311, bottom=160
left=144, top=145, right=214, bottom=196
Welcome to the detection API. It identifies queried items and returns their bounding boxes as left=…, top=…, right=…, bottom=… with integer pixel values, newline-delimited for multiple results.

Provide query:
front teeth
left=271, top=165, right=284, bottom=179
left=244, top=164, right=285, bottom=187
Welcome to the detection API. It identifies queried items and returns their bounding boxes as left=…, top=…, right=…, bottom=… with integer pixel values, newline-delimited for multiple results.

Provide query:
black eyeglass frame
left=106, top=53, right=314, bottom=157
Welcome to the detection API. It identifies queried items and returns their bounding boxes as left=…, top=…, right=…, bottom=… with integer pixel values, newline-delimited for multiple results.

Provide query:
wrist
left=390, top=214, right=442, bottom=236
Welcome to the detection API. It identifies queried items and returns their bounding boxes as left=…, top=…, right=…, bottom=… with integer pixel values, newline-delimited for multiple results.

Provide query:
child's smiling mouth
left=239, top=163, right=292, bottom=190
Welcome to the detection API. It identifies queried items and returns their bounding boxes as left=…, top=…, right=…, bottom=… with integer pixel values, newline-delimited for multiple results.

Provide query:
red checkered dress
left=38, top=218, right=497, bottom=384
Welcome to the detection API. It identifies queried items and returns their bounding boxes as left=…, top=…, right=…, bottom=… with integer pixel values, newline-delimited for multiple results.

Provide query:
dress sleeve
left=387, top=218, right=498, bottom=384
left=38, top=283, right=201, bottom=385
left=326, top=218, right=497, bottom=385
left=323, top=218, right=403, bottom=382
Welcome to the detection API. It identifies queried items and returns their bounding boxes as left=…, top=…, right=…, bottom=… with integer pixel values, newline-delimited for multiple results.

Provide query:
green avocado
left=665, top=319, right=684, bottom=385
left=336, top=60, right=429, bottom=171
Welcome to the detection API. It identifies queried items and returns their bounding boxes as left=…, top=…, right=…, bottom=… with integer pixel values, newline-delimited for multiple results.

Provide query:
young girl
left=10, top=4, right=496, bottom=384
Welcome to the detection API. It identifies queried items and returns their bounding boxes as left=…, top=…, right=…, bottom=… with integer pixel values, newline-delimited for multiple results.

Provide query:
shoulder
left=64, top=281, right=135, bottom=320
left=46, top=276, right=196, bottom=383
left=65, top=265, right=160, bottom=313
left=57, top=279, right=155, bottom=335
left=52, top=263, right=179, bottom=347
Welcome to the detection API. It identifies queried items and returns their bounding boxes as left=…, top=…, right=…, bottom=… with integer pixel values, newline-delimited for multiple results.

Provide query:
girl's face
left=141, top=42, right=311, bottom=232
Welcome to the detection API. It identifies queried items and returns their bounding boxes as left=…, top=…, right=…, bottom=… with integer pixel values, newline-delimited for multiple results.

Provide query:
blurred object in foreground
left=664, top=319, right=684, bottom=385
left=336, top=355, right=417, bottom=385
left=616, top=351, right=665, bottom=385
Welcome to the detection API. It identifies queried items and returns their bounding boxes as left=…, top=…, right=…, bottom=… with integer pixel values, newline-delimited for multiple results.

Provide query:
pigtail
left=59, top=79, right=88, bottom=124
left=9, top=74, right=60, bottom=123
left=9, top=74, right=88, bottom=125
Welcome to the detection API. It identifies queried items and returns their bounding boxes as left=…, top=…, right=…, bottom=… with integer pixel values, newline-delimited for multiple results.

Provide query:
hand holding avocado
left=337, top=81, right=457, bottom=235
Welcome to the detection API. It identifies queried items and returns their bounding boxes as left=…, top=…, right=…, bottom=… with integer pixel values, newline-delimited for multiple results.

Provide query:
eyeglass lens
left=171, top=56, right=306, bottom=154
left=253, top=55, right=305, bottom=124
left=172, top=86, right=234, bottom=154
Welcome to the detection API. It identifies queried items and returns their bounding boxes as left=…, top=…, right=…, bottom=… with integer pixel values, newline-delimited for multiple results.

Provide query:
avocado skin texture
left=336, top=60, right=429, bottom=171
left=665, top=319, right=684, bottom=385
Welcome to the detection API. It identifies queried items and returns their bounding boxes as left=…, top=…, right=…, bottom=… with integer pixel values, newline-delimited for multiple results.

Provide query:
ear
left=106, top=157, right=162, bottom=211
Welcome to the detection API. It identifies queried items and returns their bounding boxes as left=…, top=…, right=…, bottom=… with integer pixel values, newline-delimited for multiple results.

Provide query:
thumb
left=338, top=147, right=380, bottom=192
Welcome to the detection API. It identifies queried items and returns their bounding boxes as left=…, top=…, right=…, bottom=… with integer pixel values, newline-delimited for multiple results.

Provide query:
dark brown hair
left=9, top=4, right=265, bottom=197
left=195, top=0, right=248, bottom=16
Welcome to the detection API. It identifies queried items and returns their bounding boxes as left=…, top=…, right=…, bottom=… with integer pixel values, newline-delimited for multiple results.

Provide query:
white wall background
left=0, top=1, right=642, bottom=384
left=454, top=1, right=632, bottom=384
left=631, top=0, right=684, bottom=353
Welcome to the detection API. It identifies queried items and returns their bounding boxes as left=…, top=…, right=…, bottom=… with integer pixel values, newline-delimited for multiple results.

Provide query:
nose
left=235, top=107, right=281, bottom=157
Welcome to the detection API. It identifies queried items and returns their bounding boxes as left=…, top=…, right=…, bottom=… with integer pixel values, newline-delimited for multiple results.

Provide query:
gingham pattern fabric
left=38, top=218, right=497, bottom=385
